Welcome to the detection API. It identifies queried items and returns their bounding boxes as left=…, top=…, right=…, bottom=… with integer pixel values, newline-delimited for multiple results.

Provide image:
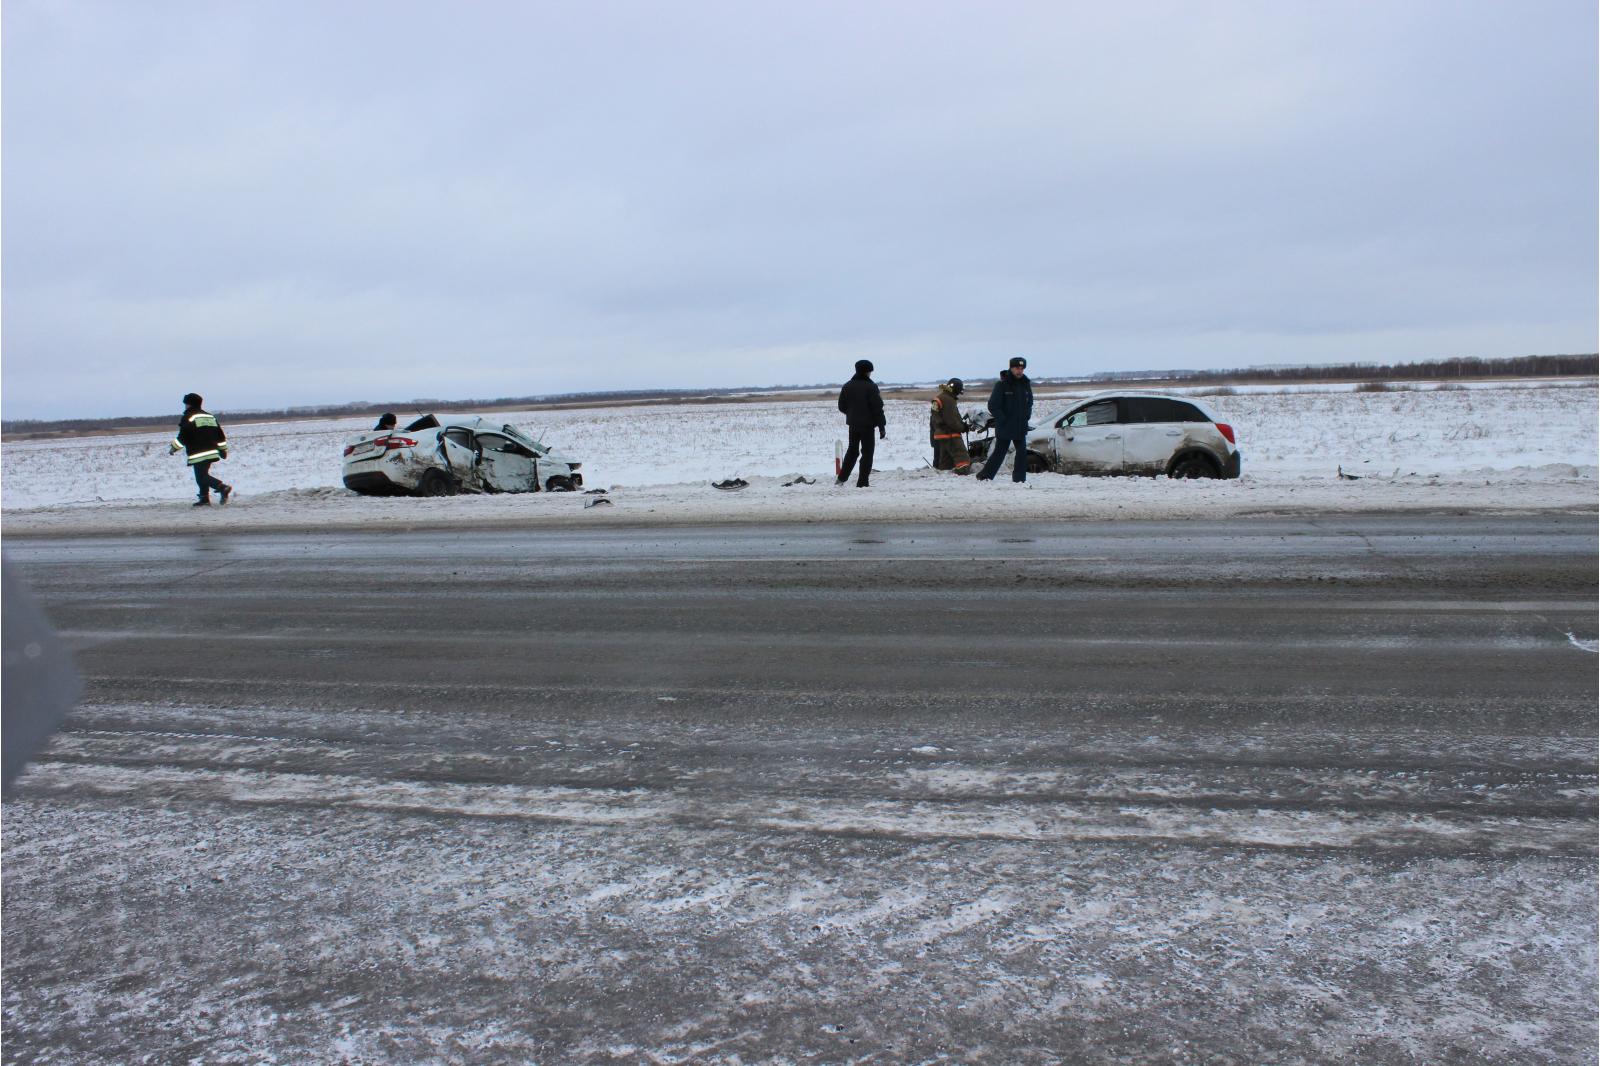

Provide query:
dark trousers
left=839, top=426, right=875, bottom=486
left=192, top=460, right=226, bottom=499
left=979, top=431, right=1029, bottom=482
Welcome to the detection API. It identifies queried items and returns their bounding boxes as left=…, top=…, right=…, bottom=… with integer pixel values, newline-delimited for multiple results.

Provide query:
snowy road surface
left=3, top=516, right=1596, bottom=1063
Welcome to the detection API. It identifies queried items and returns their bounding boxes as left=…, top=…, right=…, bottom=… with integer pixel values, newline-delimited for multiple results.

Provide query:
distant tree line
left=3, top=356, right=1593, bottom=438
left=1076, top=353, right=1596, bottom=386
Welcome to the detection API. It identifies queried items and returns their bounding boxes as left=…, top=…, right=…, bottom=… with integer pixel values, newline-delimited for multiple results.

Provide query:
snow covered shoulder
left=3, top=381, right=1595, bottom=536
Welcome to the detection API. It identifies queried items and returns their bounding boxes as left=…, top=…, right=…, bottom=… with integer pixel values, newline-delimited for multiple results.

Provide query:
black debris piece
left=712, top=478, right=749, bottom=490
left=783, top=476, right=816, bottom=487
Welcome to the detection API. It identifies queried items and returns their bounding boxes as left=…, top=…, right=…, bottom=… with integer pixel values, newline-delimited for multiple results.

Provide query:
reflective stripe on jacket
left=174, top=410, right=230, bottom=466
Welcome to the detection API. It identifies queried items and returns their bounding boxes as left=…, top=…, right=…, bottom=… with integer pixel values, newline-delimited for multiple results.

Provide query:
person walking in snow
left=836, top=359, right=886, bottom=488
left=975, top=357, right=1034, bottom=483
left=929, top=378, right=972, bottom=474
left=170, top=393, right=234, bottom=506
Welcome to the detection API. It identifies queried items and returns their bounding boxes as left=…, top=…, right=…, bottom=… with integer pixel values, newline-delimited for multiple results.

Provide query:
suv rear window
left=1122, top=397, right=1207, bottom=424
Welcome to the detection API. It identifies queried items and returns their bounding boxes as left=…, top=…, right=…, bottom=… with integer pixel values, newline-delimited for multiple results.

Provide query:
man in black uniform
left=170, top=393, right=234, bottom=506
left=976, top=357, right=1034, bottom=483
left=836, top=359, right=886, bottom=488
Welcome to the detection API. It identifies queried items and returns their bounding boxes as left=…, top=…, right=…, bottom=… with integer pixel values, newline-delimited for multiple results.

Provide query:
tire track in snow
left=19, top=760, right=1594, bottom=858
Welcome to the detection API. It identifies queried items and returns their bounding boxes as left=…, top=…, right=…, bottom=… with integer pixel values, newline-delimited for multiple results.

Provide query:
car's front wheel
left=1168, top=454, right=1220, bottom=479
left=545, top=475, right=575, bottom=492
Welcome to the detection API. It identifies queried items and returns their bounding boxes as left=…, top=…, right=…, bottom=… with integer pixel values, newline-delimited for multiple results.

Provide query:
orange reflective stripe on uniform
left=932, top=432, right=962, bottom=440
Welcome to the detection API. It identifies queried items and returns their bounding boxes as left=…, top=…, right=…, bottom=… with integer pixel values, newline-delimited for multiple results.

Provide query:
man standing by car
left=976, top=357, right=1034, bottom=482
left=836, top=359, right=886, bottom=487
left=169, top=393, right=234, bottom=506
left=929, top=378, right=972, bottom=474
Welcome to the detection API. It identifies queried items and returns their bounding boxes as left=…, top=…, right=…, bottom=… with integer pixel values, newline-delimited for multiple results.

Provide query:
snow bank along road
left=4, top=516, right=1596, bottom=1063
left=2, top=380, right=1595, bottom=533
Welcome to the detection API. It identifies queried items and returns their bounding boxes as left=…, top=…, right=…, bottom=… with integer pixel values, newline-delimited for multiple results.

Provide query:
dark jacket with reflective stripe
left=174, top=408, right=229, bottom=466
left=838, top=373, right=886, bottom=429
left=986, top=372, right=1033, bottom=438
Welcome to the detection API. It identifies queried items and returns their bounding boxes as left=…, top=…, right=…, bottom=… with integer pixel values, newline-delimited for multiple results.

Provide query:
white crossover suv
left=968, top=392, right=1241, bottom=479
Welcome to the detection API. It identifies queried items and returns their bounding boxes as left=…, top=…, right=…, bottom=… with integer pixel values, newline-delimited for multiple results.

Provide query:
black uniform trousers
left=839, top=426, right=875, bottom=486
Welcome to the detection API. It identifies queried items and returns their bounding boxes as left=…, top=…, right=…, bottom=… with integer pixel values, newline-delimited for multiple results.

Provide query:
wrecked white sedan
left=342, top=415, right=583, bottom=496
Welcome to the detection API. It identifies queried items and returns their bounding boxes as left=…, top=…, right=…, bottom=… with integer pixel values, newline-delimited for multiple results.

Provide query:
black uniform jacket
left=838, top=373, right=886, bottom=429
left=986, top=372, right=1033, bottom=437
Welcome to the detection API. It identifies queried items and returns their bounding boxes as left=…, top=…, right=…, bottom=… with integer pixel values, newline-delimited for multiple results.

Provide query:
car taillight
left=343, top=434, right=417, bottom=457
left=1214, top=422, right=1236, bottom=444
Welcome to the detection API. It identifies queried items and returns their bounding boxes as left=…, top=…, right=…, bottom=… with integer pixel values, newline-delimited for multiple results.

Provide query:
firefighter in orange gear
left=929, top=378, right=972, bottom=474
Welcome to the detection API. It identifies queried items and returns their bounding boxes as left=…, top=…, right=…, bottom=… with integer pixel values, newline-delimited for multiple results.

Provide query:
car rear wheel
left=418, top=470, right=455, bottom=496
left=545, top=475, right=575, bottom=492
left=1169, top=454, right=1220, bottom=479
left=1026, top=452, right=1048, bottom=474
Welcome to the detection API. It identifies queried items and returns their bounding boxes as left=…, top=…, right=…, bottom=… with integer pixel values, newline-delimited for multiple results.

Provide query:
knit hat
left=182, top=393, right=203, bottom=408
left=854, top=359, right=874, bottom=375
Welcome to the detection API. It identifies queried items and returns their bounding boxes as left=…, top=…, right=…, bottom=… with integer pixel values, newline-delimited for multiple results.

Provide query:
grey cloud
left=3, top=0, right=1594, bottom=418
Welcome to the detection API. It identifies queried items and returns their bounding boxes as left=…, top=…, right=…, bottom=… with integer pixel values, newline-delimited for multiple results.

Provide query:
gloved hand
left=878, top=427, right=886, bottom=440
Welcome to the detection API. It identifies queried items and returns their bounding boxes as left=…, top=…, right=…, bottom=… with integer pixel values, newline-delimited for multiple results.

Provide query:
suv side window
left=1063, top=400, right=1118, bottom=428
left=1123, top=397, right=1207, bottom=423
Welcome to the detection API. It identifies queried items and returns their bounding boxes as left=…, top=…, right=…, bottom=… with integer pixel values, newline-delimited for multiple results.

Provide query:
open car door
left=473, top=431, right=540, bottom=492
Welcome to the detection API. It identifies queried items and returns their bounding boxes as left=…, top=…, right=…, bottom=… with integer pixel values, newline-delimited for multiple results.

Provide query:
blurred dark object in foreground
left=3, top=562, right=80, bottom=791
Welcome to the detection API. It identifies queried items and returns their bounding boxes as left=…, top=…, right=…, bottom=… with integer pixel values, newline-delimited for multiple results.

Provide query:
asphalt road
left=4, top=514, right=1596, bottom=1064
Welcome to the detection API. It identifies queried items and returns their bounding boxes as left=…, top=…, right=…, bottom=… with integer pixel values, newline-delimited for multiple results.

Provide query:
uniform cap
left=182, top=393, right=203, bottom=407
left=854, top=359, right=874, bottom=374
left=1008, top=357, right=1027, bottom=369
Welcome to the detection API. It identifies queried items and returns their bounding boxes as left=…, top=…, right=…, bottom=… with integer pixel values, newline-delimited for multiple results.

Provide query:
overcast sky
left=3, top=1, right=1595, bottom=420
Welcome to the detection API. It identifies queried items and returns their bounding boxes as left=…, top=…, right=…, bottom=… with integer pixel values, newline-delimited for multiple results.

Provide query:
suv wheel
left=1169, top=454, right=1219, bottom=479
left=545, top=475, right=575, bottom=492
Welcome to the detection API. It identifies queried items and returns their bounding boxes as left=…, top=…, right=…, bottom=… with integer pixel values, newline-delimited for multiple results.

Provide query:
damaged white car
left=342, top=415, right=584, bottom=496
left=967, top=391, right=1241, bottom=479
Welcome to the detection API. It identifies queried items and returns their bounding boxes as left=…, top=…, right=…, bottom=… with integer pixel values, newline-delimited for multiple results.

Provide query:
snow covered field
left=3, top=380, right=1594, bottom=534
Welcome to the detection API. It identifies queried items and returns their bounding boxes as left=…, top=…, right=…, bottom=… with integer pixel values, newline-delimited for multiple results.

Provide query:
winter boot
left=219, top=484, right=233, bottom=505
